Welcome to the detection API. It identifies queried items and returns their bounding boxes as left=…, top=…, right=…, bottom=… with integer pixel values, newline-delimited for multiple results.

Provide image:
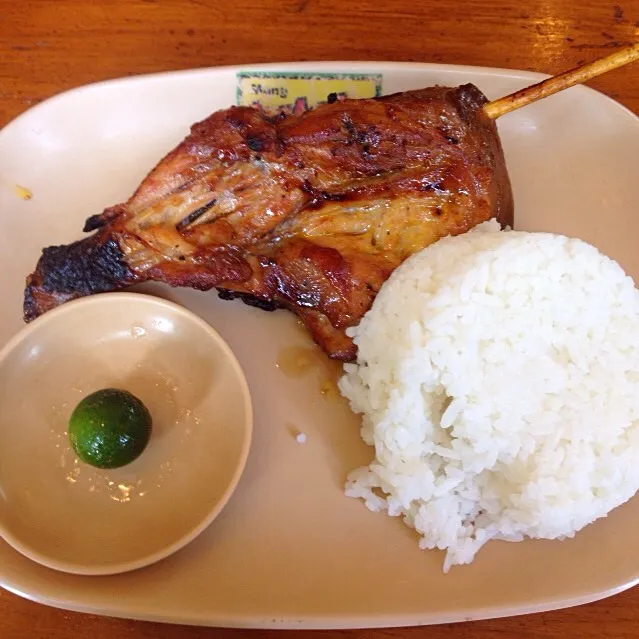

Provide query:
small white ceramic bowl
left=0, top=293, right=252, bottom=575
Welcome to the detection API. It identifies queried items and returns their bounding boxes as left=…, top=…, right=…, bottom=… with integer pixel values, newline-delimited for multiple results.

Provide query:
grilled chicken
left=24, top=84, right=513, bottom=360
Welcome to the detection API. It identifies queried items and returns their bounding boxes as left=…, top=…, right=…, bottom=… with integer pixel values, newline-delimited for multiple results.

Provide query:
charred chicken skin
left=24, top=84, right=513, bottom=360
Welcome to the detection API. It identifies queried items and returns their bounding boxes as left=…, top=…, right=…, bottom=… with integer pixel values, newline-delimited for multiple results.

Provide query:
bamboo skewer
left=484, top=42, right=639, bottom=120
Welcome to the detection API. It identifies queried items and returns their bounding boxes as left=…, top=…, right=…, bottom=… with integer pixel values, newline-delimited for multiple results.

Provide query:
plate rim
left=2, top=59, right=638, bottom=135
left=2, top=570, right=637, bottom=629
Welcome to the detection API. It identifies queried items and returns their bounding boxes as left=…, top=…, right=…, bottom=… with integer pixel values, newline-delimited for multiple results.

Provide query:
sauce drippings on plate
left=276, top=345, right=343, bottom=400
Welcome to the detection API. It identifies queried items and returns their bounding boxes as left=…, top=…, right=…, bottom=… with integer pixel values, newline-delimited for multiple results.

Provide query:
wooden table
left=1, top=1, right=638, bottom=637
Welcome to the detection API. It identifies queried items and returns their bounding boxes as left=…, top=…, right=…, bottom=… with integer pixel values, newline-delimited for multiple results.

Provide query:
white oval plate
left=1, top=61, right=638, bottom=629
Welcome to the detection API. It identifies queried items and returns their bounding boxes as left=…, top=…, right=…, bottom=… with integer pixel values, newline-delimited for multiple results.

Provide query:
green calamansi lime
left=68, top=389, right=152, bottom=469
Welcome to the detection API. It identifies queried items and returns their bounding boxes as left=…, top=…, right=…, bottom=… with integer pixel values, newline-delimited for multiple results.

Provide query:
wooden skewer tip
left=484, top=42, right=639, bottom=120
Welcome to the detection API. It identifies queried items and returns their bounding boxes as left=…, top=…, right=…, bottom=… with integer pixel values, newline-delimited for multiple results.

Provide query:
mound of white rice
left=339, top=220, right=639, bottom=571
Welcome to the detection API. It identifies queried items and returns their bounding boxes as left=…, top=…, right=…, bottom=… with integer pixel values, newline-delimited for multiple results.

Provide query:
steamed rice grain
left=339, top=221, right=639, bottom=571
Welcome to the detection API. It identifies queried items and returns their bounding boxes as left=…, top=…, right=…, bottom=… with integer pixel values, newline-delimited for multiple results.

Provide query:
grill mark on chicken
left=23, top=84, right=513, bottom=360
left=176, top=199, right=217, bottom=231
left=215, top=288, right=282, bottom=311
left=24, top=234, right=134, bottom=321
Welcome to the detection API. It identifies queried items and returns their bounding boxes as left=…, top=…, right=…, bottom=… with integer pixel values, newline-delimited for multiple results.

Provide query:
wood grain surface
left=1, top=0, right=639, bottom=637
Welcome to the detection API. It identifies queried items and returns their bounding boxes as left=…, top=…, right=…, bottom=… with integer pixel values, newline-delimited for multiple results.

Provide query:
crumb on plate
left=14, top=184, right=33, bottom=200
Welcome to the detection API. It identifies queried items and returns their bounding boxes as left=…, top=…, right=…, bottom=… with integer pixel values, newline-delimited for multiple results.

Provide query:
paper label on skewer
left=236, top=71, right=382, bottom=115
